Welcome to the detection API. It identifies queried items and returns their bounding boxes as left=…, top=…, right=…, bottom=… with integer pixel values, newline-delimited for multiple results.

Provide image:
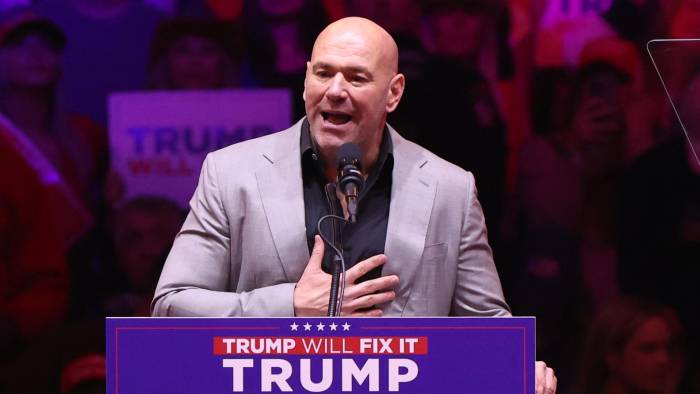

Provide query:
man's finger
left=344, top=291, right=396, bottom=312
left=545, top=367, right=557, bottom=394
left=345, top=254, right=387, bottom=283
left=305, top=235, right=325, bottom=273
left=535, top=361, right=547, bottom=394
left=344, top=275, right=399, bottom=300
left=347, top=308, right=383, bottom=317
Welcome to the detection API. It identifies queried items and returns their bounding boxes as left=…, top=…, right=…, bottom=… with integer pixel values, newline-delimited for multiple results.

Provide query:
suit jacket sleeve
left=151, top=154, right=296, bottom=317
left=450, top=172, right=511, bottom=316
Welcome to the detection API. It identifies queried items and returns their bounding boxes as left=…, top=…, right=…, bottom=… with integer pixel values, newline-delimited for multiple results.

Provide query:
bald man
left=152, top=15, right=508, bottom=316
left=153, top=16, right=556, bottom=392
left=153, top=15, right=507, bottom=317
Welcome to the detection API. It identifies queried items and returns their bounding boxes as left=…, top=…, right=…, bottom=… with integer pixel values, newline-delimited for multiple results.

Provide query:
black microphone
left=336, top=143, right=364, bottom=223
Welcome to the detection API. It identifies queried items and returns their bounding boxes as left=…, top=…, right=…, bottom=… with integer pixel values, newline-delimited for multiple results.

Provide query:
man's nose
left=326, top=73, right=348, bottom=101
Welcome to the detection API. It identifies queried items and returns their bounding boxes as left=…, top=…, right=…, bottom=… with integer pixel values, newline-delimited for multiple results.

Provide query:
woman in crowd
left=572, top=297, right=685, bottom=394
left=0, top=13, right=103, bottom=209
left=147, top=17, right=241, bottom=90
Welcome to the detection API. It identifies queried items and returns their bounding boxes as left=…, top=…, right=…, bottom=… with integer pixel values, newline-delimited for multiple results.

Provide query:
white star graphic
left=316, top=322, right=325, bottom=331
left=329, top=322, right=338, bottom=331
left=303, top=322, right=312, bottom=331
left=290, top=323, right=299, bottom=331
left=342, top=322, right=351, bottom=331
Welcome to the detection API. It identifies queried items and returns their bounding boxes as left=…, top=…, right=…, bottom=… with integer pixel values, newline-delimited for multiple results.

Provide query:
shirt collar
left=300, top=117, right=394, bottom=178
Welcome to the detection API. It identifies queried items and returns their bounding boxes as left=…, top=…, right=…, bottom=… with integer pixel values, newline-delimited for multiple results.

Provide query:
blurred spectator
left=0, top=12, right=104, bottom=207
left=0, top=17, right=101, bottom=327
left=104, top=196, right=185, bottom=316
left=241, top=0, right=329, bottom=119
left=0, top=113, right=69, bottom=366
left=31, top=0, right=165, bottom=126
left=520, top=60, right=633, bottom=301
left=148, top=18, right=242, bottom=90
left=68, top=196, right=184, bottom=318
left=505, top=60, right=635, bottom=389
left=412, top=0, right=509, bottom=247
left=571, top=297, right=685, bottom=394
left=578, top=37, right=657, bottom=164
left=619, top=66, right=700, bottom=388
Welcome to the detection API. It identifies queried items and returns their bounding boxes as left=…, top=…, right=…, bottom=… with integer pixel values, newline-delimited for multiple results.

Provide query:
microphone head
left=336, top=143, right=364, bottom=197
left=336, top=143, right=362, bottom=171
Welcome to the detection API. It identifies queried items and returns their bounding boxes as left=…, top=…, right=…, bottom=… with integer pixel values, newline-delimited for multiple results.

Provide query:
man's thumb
left=307, top=235, right=325, bottom=270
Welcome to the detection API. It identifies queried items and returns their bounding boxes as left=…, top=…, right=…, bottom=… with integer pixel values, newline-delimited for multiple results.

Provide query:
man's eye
left=350, top=75, right=367, bottom=84
left=316, top=71, right=332, bottom=78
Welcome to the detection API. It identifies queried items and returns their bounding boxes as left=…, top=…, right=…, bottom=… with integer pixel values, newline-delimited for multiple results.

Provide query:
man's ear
left=303, top=61, right=311, bottom=102
left=386, top=73, right=405, bottom=113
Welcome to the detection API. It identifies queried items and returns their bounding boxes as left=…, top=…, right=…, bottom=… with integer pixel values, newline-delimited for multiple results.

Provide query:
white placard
left=109, top=89, right=292, bottom=207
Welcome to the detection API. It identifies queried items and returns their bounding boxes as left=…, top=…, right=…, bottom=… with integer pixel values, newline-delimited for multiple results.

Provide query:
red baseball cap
left=579, top=36, right=640, bottom=79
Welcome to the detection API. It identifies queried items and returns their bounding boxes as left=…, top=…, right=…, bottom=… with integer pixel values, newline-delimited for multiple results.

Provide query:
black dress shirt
left=301, top=119, right=393, bottom=282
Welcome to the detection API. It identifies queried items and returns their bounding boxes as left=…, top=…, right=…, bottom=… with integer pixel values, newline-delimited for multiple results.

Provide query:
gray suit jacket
left=152, top=118, right=510, bottom=317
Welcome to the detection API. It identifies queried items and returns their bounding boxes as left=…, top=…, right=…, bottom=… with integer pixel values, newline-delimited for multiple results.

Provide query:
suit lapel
left=255, top=121, right=310, bottom=282
left=383, top=128, right=436, bottom=315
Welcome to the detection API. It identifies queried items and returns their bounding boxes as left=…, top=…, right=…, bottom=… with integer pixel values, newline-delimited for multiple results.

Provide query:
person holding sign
left=152, top=16, right=556, bottom=393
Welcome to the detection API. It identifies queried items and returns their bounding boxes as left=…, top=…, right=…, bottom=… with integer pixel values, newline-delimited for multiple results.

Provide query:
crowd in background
left=0, top=0, right=698, bottom=393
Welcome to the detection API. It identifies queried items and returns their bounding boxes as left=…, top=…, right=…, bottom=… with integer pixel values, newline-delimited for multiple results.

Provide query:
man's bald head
left=311, top=17, right=399, bottom=75
left=303, top=17, right=405, bottom=176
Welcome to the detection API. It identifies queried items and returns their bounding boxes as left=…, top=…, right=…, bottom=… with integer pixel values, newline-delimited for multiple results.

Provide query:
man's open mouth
left=321, top=111, right=352, bottom=125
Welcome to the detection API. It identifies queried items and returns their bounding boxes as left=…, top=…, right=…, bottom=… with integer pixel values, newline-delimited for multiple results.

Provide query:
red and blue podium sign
left=107, top=317, right=535, bottom=393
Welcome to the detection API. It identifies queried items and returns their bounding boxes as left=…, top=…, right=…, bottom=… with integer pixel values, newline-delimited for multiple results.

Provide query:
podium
left=107, top=317, right=534, bottom=393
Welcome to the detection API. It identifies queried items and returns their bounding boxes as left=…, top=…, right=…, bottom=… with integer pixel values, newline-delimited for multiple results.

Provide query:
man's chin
left=315, top=135, right=349, bottom=155
left=310, top=125, right=355, bottom=152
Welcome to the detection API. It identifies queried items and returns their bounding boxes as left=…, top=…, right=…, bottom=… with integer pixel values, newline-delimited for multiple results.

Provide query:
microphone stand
left=329, top=195, right=357, bottom=316
left=317, top=213, right=347, bottom=317
left=328, top=254, right=343, bottom=317
left=319, top=184, right=348, bottom=317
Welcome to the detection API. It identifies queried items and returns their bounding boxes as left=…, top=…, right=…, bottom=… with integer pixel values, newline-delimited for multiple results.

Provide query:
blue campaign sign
left=109, top=90, right=291, bottom=208
left=107, top=317, right=535, bottom=393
